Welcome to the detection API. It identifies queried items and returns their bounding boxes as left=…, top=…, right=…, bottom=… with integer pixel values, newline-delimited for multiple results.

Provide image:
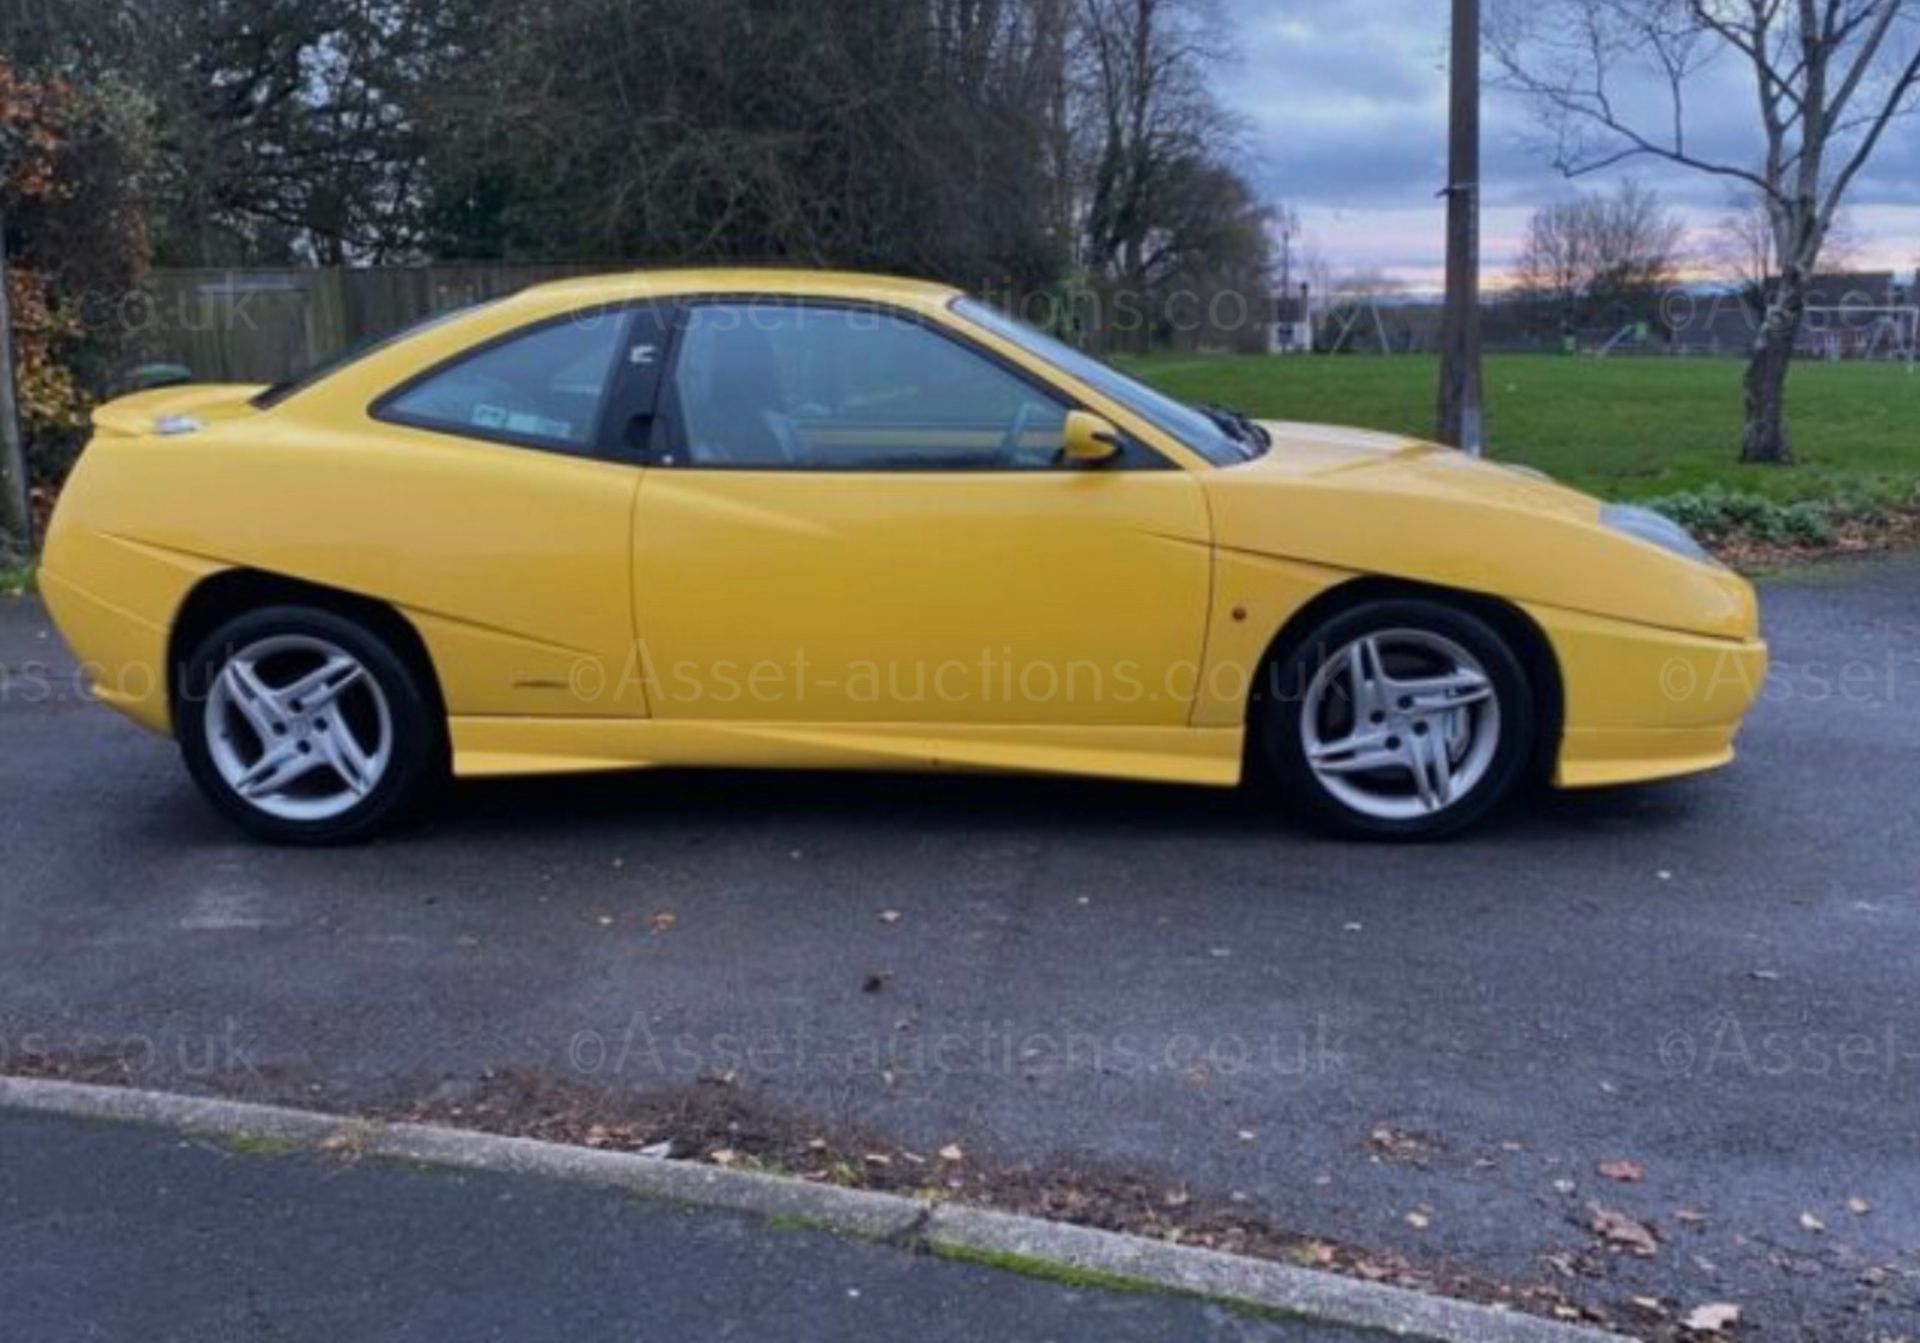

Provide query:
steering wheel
left=998, top=401, right=1036, bottom=467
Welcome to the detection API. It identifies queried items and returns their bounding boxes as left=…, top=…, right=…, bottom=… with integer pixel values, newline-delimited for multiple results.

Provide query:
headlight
left=1600, top=504, right=1717, bottom=566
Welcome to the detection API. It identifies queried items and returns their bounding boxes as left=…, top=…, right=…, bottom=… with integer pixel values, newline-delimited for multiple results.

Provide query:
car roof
left=511, top=268, right=964, bottom=313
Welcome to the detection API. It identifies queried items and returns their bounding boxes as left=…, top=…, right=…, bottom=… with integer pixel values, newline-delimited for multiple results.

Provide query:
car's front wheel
left=1258, top=598, right=1537, bottom=840
left=177, top=605, right=444, bottom=844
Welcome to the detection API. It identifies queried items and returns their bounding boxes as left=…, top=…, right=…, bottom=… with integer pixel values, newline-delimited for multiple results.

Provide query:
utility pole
left=1436, top=0, right=1484, bottom=456
left=0, top=211, right=31, bottom=556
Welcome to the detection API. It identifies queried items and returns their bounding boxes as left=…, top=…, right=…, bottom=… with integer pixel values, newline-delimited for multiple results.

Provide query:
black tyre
left=176, top=604, right=445, bottom=844
left=1257, top=598, right=1537, bottom=840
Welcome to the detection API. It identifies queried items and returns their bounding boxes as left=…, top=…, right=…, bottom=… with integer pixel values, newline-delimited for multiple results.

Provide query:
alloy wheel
left=1299, top=628, right=1502, bottom=821
left=203, top=634, right=395, bottom=822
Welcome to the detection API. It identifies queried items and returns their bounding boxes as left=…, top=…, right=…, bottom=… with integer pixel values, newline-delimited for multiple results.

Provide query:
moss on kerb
left=932, top=1241, right=1168, bottom=1296
left=929, top=1243, right=1323, bottom=1329
left=211, top=1130, right=307, bottom=1159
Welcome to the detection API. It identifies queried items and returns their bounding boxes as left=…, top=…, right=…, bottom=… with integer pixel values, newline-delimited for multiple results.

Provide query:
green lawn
left=1115, top=353, right=1920, bottom=506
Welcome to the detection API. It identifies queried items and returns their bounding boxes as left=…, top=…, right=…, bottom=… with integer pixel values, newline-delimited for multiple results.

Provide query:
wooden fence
left=135, top=264, right=607, bottom=384
left=132, top=263, right=1276, bottom=384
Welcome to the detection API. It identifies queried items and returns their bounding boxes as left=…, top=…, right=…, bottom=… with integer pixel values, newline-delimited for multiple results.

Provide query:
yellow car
left=40, top=270, right=1766, bottom=843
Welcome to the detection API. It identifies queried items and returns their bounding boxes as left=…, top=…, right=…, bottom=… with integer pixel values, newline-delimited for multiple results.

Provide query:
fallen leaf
left=1551, top=1178, right=1577, bottom=1196
left=1799, top=1211, right=1825, bottom=1233
left=1630, top=1296, right=1666, bottom=1315
left=1847, top=1196, right=1871, bottom=1216
left=878, top=909, right=903, bottom=924
left=938, top=1144, right=964, bottom=1162
left=861, top=1152, right=892, bottom=1166
left=709, top=1147, right=738, bottom=1165
left=1681, top=1301, right=1741, bottom=1333
left=1367, top=1127, right=1434, bottom=1164
left=1405, top=1211, right=1430, bottom=1229
left=1676, top=1207, right=1709, bottom=1226
left=637, top=1140, right=674, bottom=1159
left=1237, top=1128, right=1257, bottom=1141
left=1590, top=1205, right=1660, bottom=1257
left=1598, top=1158, right=1646, bottom=1182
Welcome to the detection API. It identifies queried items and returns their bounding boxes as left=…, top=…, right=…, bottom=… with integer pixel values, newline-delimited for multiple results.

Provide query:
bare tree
left=1491, top=0, right=1920, bottom=463
left=1512, top=179, right=1686, bottom=332
left=1075, top=0, right=1237, bottom=283
left=1709, top=183, right=1859, bottom=310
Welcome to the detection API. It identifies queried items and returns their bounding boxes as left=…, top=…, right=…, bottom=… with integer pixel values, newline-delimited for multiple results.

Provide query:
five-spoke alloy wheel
left=179, top=606, right=444, bottom=844
left=1260, top=598, right=1538, bottom=840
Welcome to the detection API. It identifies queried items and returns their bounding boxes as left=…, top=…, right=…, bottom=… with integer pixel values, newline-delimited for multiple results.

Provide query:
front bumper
left=1527, top=603, right=1769, bottom=790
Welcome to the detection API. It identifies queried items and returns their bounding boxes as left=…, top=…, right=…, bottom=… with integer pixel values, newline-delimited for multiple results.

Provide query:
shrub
left=1647, top=486, right=1837, bottom=548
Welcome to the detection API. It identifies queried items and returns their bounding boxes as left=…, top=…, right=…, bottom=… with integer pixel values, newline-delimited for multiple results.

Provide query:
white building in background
left=1268, top=285, right=1314, bottom=354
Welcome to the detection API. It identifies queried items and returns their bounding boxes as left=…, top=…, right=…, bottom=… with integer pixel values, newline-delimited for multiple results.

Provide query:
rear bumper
left=38, top=565, right=175, bottom=734
left=1527, top=603, right=1768, bottom=790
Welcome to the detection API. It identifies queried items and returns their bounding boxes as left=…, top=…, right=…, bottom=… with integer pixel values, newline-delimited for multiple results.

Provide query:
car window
left=666, top=303, right=1070, bottom=471
left=951, top=298, right=1255, bottom=466
left=380, top=310, right=632, bottom=453
left=253, top=302, right=494, bottom=410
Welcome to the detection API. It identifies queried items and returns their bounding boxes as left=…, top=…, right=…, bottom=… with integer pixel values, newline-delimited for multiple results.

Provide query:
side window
left=380, top=310, right=632, bottom=453
left=665, top=303, right=1070, bottom=470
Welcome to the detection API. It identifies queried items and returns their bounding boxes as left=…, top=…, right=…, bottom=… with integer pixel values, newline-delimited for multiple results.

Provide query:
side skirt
left=449, top=718, right=1246, bottom=789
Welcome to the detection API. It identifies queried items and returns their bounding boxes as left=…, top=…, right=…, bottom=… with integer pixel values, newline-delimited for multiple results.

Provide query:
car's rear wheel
left=177, top=605, right=444, bottom=844
left=1259, top=598, right=1537, bottom=840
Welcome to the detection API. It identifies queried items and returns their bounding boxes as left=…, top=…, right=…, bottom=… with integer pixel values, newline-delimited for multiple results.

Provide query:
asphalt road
left=0, top=1109, right=1374, bottom=1342
left=2, top=558, right=1917, bottom=1339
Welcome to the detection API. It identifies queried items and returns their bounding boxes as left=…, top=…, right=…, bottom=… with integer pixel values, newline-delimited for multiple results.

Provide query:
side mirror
left=1062, top=410, right=1122, bottom=466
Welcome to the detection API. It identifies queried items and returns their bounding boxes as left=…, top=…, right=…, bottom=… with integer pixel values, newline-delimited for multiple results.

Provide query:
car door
left=350, top=302, right=674, bottom=718
left=631, top=300, right=1212, bottom=726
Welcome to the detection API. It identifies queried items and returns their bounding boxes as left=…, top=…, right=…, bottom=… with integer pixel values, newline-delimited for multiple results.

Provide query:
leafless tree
left=1708, top=182, right=1859, bottom=308
left=1491, top=0, right=1920, bottom=463
left=1072, top=0, right=1269, bottom=348
left=1512, top=179, right=1686, bottom=332
left=1075, top=0, right=1241, bottom=280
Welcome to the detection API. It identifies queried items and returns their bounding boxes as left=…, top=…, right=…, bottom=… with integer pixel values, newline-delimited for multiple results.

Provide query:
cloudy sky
left=1216, top=0, right=1920, bottom=291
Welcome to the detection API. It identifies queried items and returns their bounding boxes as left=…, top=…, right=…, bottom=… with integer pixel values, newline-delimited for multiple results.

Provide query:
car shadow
left=420, top=763, right=1709, bottom=848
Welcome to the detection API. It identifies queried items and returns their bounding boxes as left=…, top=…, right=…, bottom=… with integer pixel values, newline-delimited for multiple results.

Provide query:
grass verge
left=1118, top=353, right=1920, bottom=556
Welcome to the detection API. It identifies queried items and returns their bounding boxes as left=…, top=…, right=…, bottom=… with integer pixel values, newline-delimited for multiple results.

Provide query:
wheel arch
left=168, top=569, right=447, bottom=725
left=1246, top=575, right=1565, bottom=781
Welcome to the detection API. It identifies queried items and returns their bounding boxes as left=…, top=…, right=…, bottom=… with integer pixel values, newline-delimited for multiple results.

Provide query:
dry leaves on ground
left=1589, top=1205, right=1660, bottom=1257
left=1681, top=1301, right=1741, bottom=1333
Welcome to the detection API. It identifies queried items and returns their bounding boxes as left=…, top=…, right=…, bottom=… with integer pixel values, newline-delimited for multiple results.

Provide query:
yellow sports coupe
left=41, top=270, right=1766, bottom=843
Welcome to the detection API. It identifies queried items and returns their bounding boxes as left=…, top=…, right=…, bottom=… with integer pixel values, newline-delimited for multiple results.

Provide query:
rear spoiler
left=91, top=385, right=272, bottom=438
